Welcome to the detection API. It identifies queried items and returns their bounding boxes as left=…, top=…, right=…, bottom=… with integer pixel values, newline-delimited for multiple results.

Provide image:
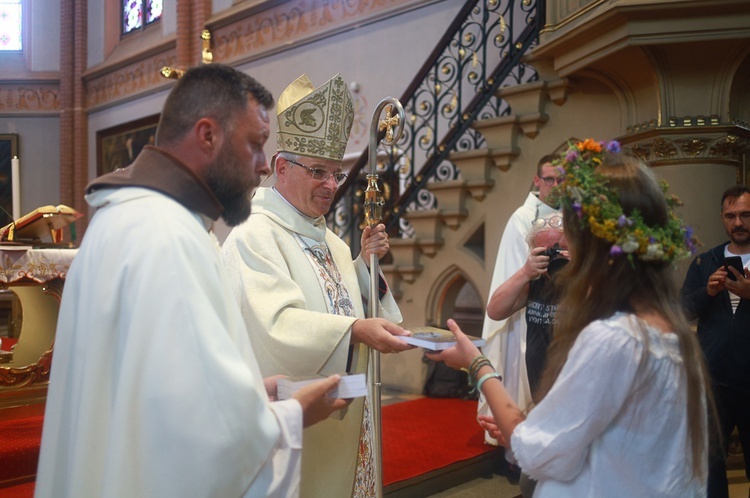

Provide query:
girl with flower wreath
left=428, top=140, right=714, bottom=497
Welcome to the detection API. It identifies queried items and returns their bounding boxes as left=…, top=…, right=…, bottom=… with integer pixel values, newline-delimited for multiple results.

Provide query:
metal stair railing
left=329, top=0, right=545, bottom=254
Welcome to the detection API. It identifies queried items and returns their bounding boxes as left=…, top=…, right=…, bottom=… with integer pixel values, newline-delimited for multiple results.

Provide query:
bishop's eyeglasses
left=287, top=159, right=348, bottom=186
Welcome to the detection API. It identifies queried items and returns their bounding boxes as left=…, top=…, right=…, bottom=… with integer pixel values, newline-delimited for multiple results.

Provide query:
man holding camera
left=479, top=155, right=562, bottom=444
left=681, top=184, right=750, bottom=498
left=486, top=216, right=568, bottom=400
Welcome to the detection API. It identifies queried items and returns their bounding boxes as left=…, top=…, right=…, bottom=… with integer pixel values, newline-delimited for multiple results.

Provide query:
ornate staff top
left=365, top=98, right=405, bottom=228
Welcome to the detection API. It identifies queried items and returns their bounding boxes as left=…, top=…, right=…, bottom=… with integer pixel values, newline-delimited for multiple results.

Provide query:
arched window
left=0, top=0, right=22, bottom=51
left=122, top=0, right=162, bottom=35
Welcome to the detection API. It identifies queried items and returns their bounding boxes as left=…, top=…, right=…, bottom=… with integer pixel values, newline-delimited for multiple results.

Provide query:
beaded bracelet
left=476, top=372, right=502, bottom=393
left=468, top=355, right=494, bottom=381
left=468, top=355, right=488, bottom=375
left=470, top=360, right=492, bottom=380
left=465, top=355, right=495, bottom=395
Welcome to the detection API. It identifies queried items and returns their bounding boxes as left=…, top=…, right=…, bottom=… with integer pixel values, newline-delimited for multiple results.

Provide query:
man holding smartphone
left=681, top=184, right=750, bottom=498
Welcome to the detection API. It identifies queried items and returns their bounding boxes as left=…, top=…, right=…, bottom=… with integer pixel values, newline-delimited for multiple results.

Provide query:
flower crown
left=555, top=138, right=697, bottom=263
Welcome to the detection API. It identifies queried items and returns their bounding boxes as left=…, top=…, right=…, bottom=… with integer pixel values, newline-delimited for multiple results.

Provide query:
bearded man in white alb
left=36, top=64, right=348, bottom=498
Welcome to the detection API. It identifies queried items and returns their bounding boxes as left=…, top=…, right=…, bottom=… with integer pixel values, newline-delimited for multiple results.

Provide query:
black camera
left=541, top=246, right=562, bottom=259
left=542, top=244, right=568, bottom=276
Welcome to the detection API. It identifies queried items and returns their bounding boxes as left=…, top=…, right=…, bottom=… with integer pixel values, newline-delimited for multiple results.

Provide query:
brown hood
left=87, top=146, right=223, bottom=221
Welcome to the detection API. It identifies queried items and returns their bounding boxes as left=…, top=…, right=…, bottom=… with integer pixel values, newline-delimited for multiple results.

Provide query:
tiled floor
left=729, top=469, right=750, bottom=498
left=429, top=473, right=520, bottom=497
left=435, top=472, right=750, bottom=498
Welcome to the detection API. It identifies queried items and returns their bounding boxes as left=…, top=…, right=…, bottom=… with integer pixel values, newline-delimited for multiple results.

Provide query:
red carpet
left=0, top=415, right=42, bottom=484
left=0, top=482, right=34, bottom=498
left=382, top=397, right=493, bottom=486
left=0, top=414, right=42, bottom=498
left=0, top=397, right=488, bottom=495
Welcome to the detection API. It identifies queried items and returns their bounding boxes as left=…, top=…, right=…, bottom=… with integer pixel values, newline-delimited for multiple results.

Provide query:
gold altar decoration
left=0, top=248, right=76, bottom=391
left=159, top=29, right=213, bottom=80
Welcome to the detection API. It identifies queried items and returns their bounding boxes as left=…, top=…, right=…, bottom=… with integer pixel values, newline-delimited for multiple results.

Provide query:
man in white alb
left=35, top=64, right=348, bottom=498
left=479, top=154, right=561, bottom=444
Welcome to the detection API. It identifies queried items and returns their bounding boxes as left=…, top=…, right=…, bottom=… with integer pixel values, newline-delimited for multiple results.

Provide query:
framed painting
left=0, top=134, right=19, bottom=226
left=96, top=114, right=160, bottom=177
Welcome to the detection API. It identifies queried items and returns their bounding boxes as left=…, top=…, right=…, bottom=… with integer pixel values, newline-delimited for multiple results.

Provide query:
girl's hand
left=478, top=415, right=508, bottom=447
left=425, top=319, right=482, bottom=370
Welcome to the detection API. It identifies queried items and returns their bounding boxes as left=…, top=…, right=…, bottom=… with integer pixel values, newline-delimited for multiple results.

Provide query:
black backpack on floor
left=422, top=355, right=478, bottom=400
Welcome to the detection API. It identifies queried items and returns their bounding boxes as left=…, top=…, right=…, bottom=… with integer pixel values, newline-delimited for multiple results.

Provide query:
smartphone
left=724, top=256, right=745, bottom=281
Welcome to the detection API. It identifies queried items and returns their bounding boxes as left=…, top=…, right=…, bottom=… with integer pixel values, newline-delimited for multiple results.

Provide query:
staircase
left=383, top=78, right=570, bottom=294
left=328, top=0, right=550, bottom=300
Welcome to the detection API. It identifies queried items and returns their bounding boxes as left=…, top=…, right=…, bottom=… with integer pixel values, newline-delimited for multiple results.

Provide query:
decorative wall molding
left=623, top=125, right=750, bottom=167
left=79, top=0, right=436, bottom=110
left=207, top=0, right=440, bottom=66
left=0, top=82, right=60, bottom=115
left=85, top=49, right=178, bottom=111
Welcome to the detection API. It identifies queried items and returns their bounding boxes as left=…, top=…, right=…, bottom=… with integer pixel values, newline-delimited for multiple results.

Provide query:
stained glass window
left=0, top=0, right=22, bottom=51
left=122, top=0, right=161, bottom=35
left=147, top=0, right=162, bottom=24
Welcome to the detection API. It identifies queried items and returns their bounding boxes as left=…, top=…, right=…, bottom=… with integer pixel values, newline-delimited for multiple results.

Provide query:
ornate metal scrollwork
left=328, top=0, right=543, bottom=245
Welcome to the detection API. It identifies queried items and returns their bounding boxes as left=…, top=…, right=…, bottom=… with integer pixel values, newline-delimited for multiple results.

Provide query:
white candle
left=11, top=156, right=20, bottom=220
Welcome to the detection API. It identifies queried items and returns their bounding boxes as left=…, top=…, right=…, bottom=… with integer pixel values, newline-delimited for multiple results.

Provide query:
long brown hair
left=536, top=154, right=713, bottom=476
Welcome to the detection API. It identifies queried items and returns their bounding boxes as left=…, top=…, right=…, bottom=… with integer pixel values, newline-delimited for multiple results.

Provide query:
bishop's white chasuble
left=223, top=187, right=403, bottom=498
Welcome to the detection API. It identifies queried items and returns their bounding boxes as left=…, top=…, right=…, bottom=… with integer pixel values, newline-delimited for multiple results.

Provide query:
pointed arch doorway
left=427, top=267, right=484, bottom=337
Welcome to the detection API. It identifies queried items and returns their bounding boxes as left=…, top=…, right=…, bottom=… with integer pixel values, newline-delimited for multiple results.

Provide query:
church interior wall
left=13, top=117, right=61, bottom=212
left=730, top=56, right=750, bottom=117
left=0, top=117, right=60, bottom=216
left=1, top=0, right=61, bottom=216
left=82, top=1, right=458, bottom=145
left=86, top=0, right=105, bottom=66
left=235, top=0, right=461, bottom=157
left=87, top=0, right=178, bottom=69
left=657, top=161, right=738, bottom=268
left=639, top=45, right=750, bottom=255
left=649, top=41, right=749, bottom=121
left=29, top=0, right=60, bottom=71
left=85, top=90, right=170, bottom=216
left=83, top=0, right=461, bottom=237
left=84, top=1, right=461, bottom=177
left=211, top=0, right=232, bottom=13
left=232, top=0, right=460, bottom=159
